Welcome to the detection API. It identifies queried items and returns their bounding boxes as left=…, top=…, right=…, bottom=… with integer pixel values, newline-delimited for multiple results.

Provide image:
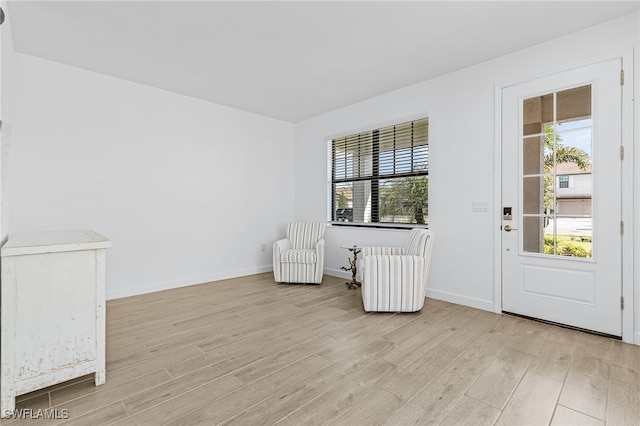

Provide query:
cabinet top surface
left=1, top=230, right=111, bottom=256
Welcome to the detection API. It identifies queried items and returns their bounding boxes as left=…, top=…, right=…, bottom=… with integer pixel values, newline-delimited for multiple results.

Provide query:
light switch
left=472, top=200, right=489, bottom=212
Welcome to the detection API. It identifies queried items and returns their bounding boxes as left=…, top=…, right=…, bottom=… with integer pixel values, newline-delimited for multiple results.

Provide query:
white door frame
left=493, top=52, right=635, bottom=344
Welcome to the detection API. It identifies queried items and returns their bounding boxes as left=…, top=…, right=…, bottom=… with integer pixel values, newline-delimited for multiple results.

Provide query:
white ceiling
left=7, top=1, right=640, bottom=123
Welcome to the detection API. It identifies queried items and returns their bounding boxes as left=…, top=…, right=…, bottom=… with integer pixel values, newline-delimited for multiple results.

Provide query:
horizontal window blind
left=331, top=118, right=429, bottom=226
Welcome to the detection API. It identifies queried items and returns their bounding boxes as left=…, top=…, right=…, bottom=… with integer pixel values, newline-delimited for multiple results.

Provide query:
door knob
left=504, top=225, right=518, bottom=232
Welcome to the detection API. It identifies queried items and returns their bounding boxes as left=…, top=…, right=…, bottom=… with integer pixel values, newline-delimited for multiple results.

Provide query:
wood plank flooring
left=6, top=273, right=640, bottom=425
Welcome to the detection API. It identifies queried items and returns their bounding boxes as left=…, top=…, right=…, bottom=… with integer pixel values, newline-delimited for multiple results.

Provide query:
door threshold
left=502, top=311, right=621, bottom=341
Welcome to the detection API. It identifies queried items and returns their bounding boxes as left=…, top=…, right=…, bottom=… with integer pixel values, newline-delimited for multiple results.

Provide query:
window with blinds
left=330, top=117, right=429, bottom=227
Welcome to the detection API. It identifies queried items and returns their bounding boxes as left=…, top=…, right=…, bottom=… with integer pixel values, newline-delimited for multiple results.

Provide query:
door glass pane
left=557, top=85, right=591, bottom=121
left=523, top=93, right=554, bottom=136
left=544, top=125, right=556, bottom=175
left=556, top=126, right=592, bottom=169
left=523, top=176, right=545, bottom=215
left=523, top=216, right=545, bottom=254
left=523, top=136, right=544, bottom=175
left=522, top=85, right=592, bottom=258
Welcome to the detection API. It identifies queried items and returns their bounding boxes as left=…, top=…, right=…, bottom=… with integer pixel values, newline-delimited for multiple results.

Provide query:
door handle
left=504, top=225, right=518, bottom=232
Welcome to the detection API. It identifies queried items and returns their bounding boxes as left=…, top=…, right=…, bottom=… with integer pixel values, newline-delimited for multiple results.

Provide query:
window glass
left=330, top=118, right=429, bottom=226
left=521, top=85, right=592, bottom=258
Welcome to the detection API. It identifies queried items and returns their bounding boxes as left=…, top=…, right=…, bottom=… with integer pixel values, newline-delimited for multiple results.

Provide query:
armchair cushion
left=280, top=249, right=317, bottom=264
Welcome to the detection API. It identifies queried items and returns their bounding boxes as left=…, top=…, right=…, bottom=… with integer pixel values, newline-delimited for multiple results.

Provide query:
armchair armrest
left=272, top=238, right=290, bottom=283
left=363, top=254, right=426, bottom=275
left=314, top=239, right=325, bottom=283
left=362, top=254, right=427, bottom=312
left=361, top=246, right=406, bottom=257
left=273, top=238, right=290, bottom=252
left=358, top=247, right=404, bottom=281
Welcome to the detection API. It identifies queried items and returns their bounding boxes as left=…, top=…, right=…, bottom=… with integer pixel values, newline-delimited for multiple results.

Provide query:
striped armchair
left=361, top=229, right=434, bottom=312
left=273, top=223, right=326, bottom=284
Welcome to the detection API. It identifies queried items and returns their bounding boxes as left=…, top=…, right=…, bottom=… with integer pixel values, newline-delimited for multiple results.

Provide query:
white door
left=502, top=59, right=622, bottom=337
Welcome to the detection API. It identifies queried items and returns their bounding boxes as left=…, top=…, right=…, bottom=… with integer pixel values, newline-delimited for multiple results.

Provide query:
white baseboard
left=106, top=265, right=273, bottom=300
left=634, top=331, right=640, bottom=346
left=324, top=268, right=352, bottom=280
left=327, top=268, right=494, bottom=313
left=426, top=288, right=494, bottom=312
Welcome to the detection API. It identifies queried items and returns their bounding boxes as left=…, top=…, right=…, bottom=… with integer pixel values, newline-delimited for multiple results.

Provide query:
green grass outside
left=544, top=234, right=592, bottom=258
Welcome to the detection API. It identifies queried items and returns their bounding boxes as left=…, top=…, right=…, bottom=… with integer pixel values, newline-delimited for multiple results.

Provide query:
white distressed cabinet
left=1, top=230, right=111, bottom=417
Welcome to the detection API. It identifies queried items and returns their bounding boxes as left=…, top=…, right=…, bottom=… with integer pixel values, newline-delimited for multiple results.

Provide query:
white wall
left=0, top=0, right=14, bottom=243
left=8, top=53, right=295, bottom=299
left=294, top=12, right=639, bottom=340
left=3, top=8, right=638, bottom=341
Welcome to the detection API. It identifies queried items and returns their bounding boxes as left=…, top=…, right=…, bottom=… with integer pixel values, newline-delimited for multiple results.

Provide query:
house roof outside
left=555, top=162, right=592, bottom=174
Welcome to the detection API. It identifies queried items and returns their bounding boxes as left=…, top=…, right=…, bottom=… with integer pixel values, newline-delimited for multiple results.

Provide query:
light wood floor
left=7, top=273, right=640, bottom=426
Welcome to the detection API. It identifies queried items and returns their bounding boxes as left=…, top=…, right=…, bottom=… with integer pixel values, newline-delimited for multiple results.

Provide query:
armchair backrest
left=286, top=223, right=326, bottom=249
left=406, top=228, right=435, bottom=292
left=405, top=228, right=434, bottom=259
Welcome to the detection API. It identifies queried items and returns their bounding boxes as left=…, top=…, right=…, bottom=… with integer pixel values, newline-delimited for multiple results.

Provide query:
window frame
left=328, top=117, right=429, bottom=229
left=558, top=175, right=570, bottom=188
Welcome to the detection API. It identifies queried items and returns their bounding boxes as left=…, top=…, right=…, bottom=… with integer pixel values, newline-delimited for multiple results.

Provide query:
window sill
left=329, top=222, right=428, bottom=231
